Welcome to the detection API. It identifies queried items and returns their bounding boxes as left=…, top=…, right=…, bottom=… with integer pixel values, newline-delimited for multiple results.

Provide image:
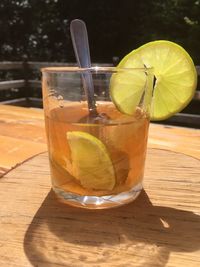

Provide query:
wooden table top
left=0, top=104, right=199, bottom=267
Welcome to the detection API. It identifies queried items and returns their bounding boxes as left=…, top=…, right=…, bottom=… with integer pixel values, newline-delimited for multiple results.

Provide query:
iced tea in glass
left=42, top=66, right=153, bottom=209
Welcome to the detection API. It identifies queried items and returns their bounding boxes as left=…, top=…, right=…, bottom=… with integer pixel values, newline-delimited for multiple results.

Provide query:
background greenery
left=0, top=0, right=200, bottom=64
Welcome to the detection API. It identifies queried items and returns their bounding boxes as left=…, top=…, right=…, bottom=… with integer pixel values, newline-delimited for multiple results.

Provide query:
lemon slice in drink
left=67, top=131, right=115, bottom=190
left=111, top=40, right=197, bottom=120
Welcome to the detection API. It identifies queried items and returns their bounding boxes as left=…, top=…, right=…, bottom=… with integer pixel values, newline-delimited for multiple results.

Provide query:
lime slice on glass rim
left=67, top=131, right=115, bottom=190
left=110, top=40, right=197, bottom=120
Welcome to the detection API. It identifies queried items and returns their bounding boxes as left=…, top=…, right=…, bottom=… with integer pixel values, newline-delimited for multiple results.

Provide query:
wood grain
left=149, top=124, right=200, bottom=160
left=0, top=105, right=199, bottom=178
left=0, top=148, right=199, bottom=267
left=0, top=105, right=47, bottom=172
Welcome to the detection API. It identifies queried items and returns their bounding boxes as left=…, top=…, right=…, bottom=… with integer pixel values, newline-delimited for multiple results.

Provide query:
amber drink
left=42, top=67, right=153, bottom=209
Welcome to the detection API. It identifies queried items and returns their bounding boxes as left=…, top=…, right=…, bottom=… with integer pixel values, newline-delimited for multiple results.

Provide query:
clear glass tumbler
left=42, top=66, right=153, bottom=209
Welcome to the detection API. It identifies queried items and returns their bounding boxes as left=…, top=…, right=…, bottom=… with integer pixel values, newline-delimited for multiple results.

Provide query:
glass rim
left=41, top=65, right=154, bottom=74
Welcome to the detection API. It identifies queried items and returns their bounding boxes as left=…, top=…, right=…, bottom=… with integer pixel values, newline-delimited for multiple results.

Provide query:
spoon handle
left=70, top=19, right=97, bottom=112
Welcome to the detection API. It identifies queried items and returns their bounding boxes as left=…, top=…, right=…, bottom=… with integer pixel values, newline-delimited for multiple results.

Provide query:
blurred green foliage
left=0, top=0, right=200, bottom=64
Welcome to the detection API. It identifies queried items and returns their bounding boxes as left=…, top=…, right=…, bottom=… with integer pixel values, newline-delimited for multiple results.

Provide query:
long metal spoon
left=70, top=19, right=97, bottom=116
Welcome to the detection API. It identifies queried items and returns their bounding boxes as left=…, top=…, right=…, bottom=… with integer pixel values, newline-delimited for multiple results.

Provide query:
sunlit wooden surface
left=0, top=104, right=199, bottom=267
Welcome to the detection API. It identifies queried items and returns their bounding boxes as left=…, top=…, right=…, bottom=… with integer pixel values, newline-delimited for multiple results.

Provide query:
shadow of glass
left=24, top=190, right=200, bottom=267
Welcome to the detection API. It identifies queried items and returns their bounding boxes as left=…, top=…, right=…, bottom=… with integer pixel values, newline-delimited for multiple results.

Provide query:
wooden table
left=0, top=104, right=199, bottom=267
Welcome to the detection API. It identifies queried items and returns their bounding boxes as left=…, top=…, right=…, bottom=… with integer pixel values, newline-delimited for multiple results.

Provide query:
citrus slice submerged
left=67, top=131, right=115, bottom=190
left=111, top=40, right=197, bottom=120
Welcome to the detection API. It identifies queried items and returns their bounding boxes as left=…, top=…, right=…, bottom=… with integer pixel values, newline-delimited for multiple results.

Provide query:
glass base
left=53, top=183, right=143, bottom=209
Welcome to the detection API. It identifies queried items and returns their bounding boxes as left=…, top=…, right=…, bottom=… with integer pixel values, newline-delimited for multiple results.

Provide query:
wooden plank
left=0, top=116, right=45, bottom=142
left=28, top=61, right=76, bottom=69
left=0, top=135, right=47, bottom=170
left=162, top=113, right=200, bottom=128
left=0, top=61, right=23, bottom=70
left=149, top=123, right=200, bottom=159
left=0, top=80, right=25, bottom=90
left=0, top=149, right=199, bottom=266
left=0, top=105, right=46, bottom=172
left=0, top=104, right=44, bottom=120
left=28, top=62, right=112, bottom=69
left=0, top=105, right=199, bottom=177
left=28, top=80, right=41, bottom=88
left=0, top=97, right=42, bottom=107
left=195, top=65, right=200, bottom=75
left=0, top=97, right=28, bottom=105
left=194, top=91, right=200, bottom=100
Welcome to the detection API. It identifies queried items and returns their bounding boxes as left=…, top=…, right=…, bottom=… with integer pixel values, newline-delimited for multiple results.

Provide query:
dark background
left=0, top=0, right=199, bottom=126
left=0, top=0, right=200, bottom=64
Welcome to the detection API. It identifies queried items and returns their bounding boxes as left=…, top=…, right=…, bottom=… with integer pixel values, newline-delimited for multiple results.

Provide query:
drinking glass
left=42, top=66, right=153, bottom=209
